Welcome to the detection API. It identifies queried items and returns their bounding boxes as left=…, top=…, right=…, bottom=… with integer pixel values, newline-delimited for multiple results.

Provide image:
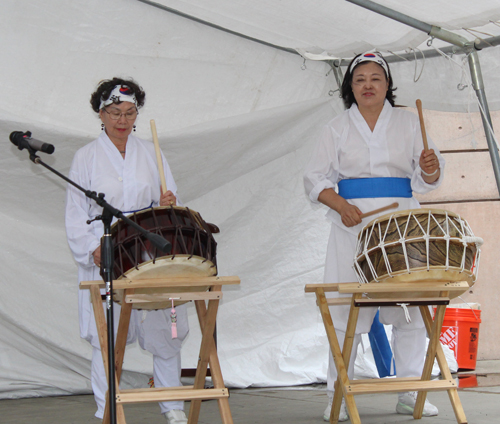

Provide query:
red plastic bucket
left=438, top=308, right=481, bottom=370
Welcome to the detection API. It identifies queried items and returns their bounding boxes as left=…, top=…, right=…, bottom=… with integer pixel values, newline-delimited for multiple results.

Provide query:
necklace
left=119, top=151, right=126, bottom=154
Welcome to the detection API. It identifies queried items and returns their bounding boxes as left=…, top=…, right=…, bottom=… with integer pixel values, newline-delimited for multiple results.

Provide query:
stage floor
left=2, top=360, right=499, bottom=424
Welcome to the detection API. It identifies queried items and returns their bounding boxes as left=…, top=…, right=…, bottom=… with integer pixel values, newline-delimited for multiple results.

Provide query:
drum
left=104, top=206, right=218, bottom=309
left=354, top=209, right=482, bottom=299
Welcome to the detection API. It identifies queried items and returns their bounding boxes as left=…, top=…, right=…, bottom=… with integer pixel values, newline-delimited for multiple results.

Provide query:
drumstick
left=415, top=99, right=429, bottom=151
left=150, top=119, right=168, bottom=194
left=360, top=202, right=399, bottom=220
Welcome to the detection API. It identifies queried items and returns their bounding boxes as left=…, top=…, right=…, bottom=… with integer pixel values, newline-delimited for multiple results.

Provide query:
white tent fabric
left=148, top=0, right=500, bottom=54
left=1, top=0, right=499, bottom=398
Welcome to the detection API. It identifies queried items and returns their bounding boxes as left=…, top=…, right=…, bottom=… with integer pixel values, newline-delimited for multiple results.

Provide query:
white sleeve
left=303, top=124, right=340, bottom=203
left=65, top=152, right=101, bottom=267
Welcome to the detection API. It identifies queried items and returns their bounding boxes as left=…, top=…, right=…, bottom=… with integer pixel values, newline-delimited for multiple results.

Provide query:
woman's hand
left=419, top=149, right=440, bottom=183
left=93, top=246, right=101, bottom=268
left=160, top=189, right=177, bottom=206
left=338, top=201, right=363, bottom=227
left=318, top=188, right=362, bottom=227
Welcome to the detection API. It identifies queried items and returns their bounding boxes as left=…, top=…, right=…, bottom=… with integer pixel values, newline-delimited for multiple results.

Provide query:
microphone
left=10, top=131, right=55, bottom=154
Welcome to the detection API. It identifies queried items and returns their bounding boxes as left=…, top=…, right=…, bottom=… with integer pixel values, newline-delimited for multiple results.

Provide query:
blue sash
left=338, top=177, right=412, bottom=199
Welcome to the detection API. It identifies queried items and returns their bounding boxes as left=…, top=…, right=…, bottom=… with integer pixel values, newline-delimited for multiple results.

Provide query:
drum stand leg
left=90, top=286, right=132, bottom=424
left=413, top=293, right=448, bottom=420
left=315, top=288, right=362, bottom=424
left=189, top=286, right=233, bottom=424
left=101, top=290, right=134, bottom=424
left=419, top=301, right=467, bottom=424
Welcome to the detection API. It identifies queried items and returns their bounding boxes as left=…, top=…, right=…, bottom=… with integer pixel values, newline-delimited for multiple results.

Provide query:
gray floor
left=1, top=361, right=499, bottom=424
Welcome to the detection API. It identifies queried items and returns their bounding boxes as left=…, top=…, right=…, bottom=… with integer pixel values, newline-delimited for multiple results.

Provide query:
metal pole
left=137, top=0, right=299, bottom=56
left=346, top=0, right=432, bottom=34
left=345, top=0, right=471, bottom=48
left=346, top=0, right=500, bottom=196
left=468, top=51, right=500, bottom=191
left=328, top=60, right=344, bottom=93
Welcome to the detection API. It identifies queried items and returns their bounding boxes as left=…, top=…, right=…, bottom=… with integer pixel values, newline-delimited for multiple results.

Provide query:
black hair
left=340, top=53, right=397, bottom=109
left=90, top=77, right=146, bottom=113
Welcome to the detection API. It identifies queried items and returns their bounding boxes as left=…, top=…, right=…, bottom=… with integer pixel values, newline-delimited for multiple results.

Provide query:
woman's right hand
left=318, top=188, right=363, bottom=228
left=338, top=201, right=363, bottom=227
left=93, top=246, right=101, bottom=267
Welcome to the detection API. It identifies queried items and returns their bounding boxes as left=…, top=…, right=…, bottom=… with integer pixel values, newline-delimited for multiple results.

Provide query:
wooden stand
left=80, top=275, right=240, bottom=424
left=305, top=281, right=470, bottom=424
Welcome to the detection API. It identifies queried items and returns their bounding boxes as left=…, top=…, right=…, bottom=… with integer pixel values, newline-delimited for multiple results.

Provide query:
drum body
left=104, top=206, right=218, bottom=309
left=354, top=209, right=482, bottom=299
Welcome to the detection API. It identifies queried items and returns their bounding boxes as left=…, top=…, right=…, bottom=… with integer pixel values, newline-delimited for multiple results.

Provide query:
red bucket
left=437, top=307, right=481, bottom=370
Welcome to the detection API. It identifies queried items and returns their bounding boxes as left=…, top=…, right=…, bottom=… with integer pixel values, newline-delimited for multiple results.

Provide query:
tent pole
left=136, top=0, right=299, bottom=55
left=468, top=51, right=500, bottom=194
left=328, top=60, right=344, bottom=93
left=346, top=0, right=500, bottom=196
left=346, top=0, right=432, bottom=34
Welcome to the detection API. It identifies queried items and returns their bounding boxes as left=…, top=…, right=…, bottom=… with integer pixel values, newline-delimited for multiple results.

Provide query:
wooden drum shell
left=103, top=206, right=218, bottom=309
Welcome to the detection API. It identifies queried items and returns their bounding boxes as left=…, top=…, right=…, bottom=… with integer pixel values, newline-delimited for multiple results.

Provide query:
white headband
left=100, top=85, right=137, bottom=110
left=349, top=51, right=389, bottom=77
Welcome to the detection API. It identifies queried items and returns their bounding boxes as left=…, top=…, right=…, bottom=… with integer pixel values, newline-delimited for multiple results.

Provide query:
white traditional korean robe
left=65, top=131, right=188, bottom=417
left=304, top=100, right=445, bottom=391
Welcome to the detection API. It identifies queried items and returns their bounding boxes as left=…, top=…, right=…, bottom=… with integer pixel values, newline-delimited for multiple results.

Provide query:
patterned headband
left=100, top=85, right=137, bottom=109
left=349, top=52, right=389, bottom=77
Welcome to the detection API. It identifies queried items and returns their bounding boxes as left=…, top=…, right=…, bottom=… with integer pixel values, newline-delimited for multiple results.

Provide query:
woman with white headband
left=304, top=52, right=444, bottom=421
left=65, top=77, right=189, bottom=424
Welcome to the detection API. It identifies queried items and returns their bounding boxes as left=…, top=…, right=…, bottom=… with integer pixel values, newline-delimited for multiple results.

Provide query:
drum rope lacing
left=353, top=210, right=483, bottom=284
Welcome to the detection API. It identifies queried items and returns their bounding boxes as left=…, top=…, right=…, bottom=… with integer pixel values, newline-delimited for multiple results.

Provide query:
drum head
left=113, top=255, right=216, bottom=309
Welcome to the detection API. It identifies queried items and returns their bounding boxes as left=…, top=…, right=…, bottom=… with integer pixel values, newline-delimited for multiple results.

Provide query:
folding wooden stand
left=305, top=281, right=470, bottom=424
left=80, top=275, right=240, bottom=424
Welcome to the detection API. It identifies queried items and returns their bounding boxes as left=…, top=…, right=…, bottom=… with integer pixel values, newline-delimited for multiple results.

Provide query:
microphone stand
left=20, top=146, right=171, bottom=424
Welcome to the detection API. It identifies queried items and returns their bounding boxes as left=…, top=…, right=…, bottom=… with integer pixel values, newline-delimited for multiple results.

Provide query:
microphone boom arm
left=31, top=155, right=171, bottom=253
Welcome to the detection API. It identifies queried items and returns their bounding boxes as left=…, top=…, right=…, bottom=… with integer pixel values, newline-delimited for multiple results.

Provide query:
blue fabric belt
left=338, top=177, right=412, bottom=199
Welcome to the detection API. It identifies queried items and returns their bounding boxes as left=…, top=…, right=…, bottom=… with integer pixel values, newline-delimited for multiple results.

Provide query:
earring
left=101, top=123, right=104, bottom=130
left=133, top=125, right=136, bottom=132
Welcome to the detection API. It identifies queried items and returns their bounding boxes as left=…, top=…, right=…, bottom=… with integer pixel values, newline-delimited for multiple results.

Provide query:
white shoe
left=396, top=392, right=438, bottom=417
left=323, top=398, right=348, bottom=422
left=164, top=409, right=188, bottom=424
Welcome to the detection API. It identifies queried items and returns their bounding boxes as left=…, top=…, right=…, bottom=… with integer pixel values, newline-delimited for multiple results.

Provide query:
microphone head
left=9, top=131, right=26, bottom=146
left=43, top=143, right=55, bottom=154
left=9, top=130, right=33, bottom=148
left=147, top=233, right=172, bottom=254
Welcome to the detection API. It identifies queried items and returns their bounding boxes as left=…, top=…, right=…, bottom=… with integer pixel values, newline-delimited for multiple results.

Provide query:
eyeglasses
left=103, top=108, right=138, bottom=121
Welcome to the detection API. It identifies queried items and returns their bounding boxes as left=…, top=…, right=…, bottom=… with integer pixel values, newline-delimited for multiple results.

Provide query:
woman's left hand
left=419, top=149, right=440, bottom=183
left=160, top=189, right=177, bottom=206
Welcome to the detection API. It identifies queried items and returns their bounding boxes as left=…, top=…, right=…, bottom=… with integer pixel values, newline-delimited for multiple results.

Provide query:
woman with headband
left=65, top=77, right=189, bottom=424
left=304, top=52, right=444, bottom=421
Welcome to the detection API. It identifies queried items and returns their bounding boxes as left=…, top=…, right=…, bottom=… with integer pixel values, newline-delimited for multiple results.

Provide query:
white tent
left=1, top=0, right=499, bottom=398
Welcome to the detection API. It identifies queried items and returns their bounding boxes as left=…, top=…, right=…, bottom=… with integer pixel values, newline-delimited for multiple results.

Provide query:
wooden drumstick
left=360, top=202, right=399, bottom=220
left=415, top=99, right=429, bottom=152
left=150, top=119, right=168, bottom=194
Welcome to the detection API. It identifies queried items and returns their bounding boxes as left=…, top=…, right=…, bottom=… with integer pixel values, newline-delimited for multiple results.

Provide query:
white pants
left=90, top=305, right=189, bottom=418
left=91, top=347, right=184, bottom=418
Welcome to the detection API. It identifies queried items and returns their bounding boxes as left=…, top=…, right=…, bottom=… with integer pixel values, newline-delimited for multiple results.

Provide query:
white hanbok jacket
left=65, top=131, right=188, bottom=352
